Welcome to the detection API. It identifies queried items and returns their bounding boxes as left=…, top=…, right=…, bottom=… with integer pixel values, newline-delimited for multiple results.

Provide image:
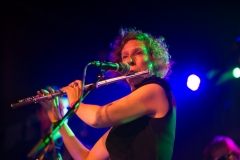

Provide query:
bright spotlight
left=233, top=67, right=240, bottom=78
left=187, top=74, right=201, bottom=91
left=61, top=97, right=69, bottom=108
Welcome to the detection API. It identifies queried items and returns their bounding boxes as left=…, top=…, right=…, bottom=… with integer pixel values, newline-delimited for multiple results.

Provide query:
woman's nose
left=128, top=58, right=135, bottom=66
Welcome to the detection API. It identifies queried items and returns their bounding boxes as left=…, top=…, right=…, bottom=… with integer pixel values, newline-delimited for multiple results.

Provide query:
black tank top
left=106, top=76, right=176, bottom=160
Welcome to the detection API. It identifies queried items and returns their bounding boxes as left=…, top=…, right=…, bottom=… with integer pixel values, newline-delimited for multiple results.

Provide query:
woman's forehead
left=121, top=40, right=146, bottom=54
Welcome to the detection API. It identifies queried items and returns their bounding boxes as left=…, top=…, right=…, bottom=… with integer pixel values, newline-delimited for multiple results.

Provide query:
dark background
left=2, top=1, right=240, bottom=160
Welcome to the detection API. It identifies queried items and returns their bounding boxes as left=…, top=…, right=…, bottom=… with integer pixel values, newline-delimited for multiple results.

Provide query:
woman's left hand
left=61, top=80, right=83, bottom=108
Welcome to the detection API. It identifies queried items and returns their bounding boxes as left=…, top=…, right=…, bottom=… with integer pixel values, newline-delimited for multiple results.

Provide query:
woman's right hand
left=37, top=87, right=63, bottom=123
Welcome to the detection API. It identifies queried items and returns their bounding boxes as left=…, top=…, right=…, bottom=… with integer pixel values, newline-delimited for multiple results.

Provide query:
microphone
left=90, top=61, right=130, bottom=75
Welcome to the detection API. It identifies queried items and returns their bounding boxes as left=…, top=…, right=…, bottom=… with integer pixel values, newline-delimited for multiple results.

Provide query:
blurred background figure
left=203, top=136, right=240, bottom=160
left=34, top=86, right=92, bottom=160
left=3, top=86, right=78, bottom=160
left=27, top=86, right=74, bottom=160
left=32, top=104, right=65, bottom=160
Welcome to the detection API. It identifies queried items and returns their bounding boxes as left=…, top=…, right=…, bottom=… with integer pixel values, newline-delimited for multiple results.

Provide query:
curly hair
left=108, top=28, right=172, bottom=78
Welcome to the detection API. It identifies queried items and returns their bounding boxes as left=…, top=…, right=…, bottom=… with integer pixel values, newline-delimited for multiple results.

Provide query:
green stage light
left=233, top=67, right=240, bottom=78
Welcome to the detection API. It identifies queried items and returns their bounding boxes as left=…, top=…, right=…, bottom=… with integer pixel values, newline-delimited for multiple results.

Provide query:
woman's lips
left=127, top=70, right=136, bottom=75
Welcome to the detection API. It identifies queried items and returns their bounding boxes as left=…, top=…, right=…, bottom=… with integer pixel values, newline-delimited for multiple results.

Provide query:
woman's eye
left=136, top=52, right=142, bottom=55
left=122, top=56, right=128, bottom=59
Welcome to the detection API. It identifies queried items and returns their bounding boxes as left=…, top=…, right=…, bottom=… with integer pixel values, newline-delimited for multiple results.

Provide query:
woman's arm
left=37, top=88, right=110, bottom=160
left=58, top=123, right=110, bottom=160
left=62, top=80, right=169, bottom=128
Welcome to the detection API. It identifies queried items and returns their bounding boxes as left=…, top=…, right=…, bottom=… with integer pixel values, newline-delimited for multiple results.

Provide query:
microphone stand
left=27, top=71, right=105, bottom=160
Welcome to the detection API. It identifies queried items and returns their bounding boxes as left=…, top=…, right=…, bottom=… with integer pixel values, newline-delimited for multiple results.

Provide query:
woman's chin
left=127, top=77, right=144, bottom=86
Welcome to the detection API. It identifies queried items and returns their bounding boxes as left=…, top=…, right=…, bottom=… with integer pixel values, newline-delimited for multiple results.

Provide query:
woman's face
left=211, top=145, right=232, bottom=160
left=121, top=40, right=153, bottom=88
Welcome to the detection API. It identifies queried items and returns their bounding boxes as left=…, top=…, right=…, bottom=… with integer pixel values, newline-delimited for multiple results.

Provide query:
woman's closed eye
left=122, top=55, right=128, bottom=59
left=122, top=50, right=143, bottom=60
left=135, top=51, right=143, bottom=55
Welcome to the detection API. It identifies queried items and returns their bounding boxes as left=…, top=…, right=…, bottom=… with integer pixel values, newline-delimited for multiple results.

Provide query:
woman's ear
left=149, top=52, right=154, bottom=60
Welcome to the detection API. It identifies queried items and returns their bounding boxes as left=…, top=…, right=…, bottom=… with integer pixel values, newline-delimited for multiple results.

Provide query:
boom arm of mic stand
left=27, top=83, right=96, bottom=159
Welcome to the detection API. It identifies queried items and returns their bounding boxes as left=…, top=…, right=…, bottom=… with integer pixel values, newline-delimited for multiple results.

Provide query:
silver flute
left=11, top=70, right=150, bottom=109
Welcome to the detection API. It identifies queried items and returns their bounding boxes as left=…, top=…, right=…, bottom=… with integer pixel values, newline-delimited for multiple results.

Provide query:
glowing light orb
left=233, top=67, right=240, bottom=78
left=187, top=74, right=201, bottom=91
